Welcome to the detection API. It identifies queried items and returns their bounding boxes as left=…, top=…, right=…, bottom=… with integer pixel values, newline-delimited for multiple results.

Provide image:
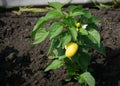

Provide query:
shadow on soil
left=0, top=46, right=31, bottom=86
left=91, top=47, right=120, bottom=86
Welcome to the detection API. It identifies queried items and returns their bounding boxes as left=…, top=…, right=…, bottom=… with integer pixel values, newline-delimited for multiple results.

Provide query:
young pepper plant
left=31, top=2, right=106, bottom=86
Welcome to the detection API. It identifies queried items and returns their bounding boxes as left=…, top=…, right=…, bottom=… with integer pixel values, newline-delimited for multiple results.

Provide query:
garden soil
left=0, top=8, right=120, bottom=86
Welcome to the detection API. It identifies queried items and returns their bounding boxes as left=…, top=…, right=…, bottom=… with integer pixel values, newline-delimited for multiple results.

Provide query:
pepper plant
left=31, top=2, right=106, bottom=86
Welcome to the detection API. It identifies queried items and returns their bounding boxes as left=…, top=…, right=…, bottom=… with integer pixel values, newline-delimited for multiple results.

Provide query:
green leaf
left=79, top=28, right=88, bottom=35
left=45, top=9, right=62, bottom=19
left=82, top=10, right=92, bottom=18
left=80, top=72, right=95, bottom=86
left=78, top=52, right=91, bottom=71
left=53, top=49, right=58, bottom=56
left=31, top=9, right=63, bottom=37
left=87, top=28, right=100, bottom=46
left=71, top=9, right=91, bottom=18
left=49, top=22, right=63, bottom=39
left=33, top=28, right=49, bottom=44
left=82, top=32, right=106, bottom=56
left=31, top=17, right=48, bottom=40
left=57, top=41, right=62, bottom=48
left=63, top=17, right=76, bottom=27
left=72, top=48, right=91, bottom=71
left=61, top=33, right=72, bottom=49
left=54, top=48, right=66, bottom=60
left=71, top=8, right=85, bottom=17
left=57, top=48, right=66, bottom=60
left=93, top=43, right=106, bottom=56
left=88, top=23, right=99, bottom=30
left=86, top=28, right=106, bottom=55
left=89, top=16, right=101, bottom=23
left=48, top=56, right=57, bottom=59
left=59, top=55, right=66, bottom=60
left=57, top=48, right=65, bottom=56
left=53, top=48, right=64, bottom=57
left=45, top=60, right=63, bottom=72
left=69, top=27, right=78, bottom=41
left=48, top=2, right=64, bottom=11
left=68, top=5, right=82, bottom=16
left=65, top=59, right=79, bottom=76
left=65, top=76, right=72, bottom=81
left=78, top=38, right=85, bottom=46
left=32, top=17, right=47, bottom=32
left=50, top=48, right=65, bottom=60
left=47, top=39, right=59, bottom=55
left=68, top=5, right=78, bottom=12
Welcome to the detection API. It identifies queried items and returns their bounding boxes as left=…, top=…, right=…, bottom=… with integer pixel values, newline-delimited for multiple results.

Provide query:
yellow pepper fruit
left=75, top=22, right=81, bottom=28
left=65, top=42, right=78, bottom=58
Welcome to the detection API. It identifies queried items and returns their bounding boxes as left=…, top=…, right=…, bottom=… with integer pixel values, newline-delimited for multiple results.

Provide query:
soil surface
left=0, top=8, right=120, bottom=86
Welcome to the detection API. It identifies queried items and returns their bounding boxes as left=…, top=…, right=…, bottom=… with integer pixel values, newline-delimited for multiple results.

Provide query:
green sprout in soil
left=92, top=0, right=120, bottom=8
left=12, top=7, right=51, bottom=15
left=31, top=2, right=106, bottom=86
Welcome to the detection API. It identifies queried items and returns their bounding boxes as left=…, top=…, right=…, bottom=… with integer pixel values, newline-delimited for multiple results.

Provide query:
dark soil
left=0, top=8, right=120, bottom=86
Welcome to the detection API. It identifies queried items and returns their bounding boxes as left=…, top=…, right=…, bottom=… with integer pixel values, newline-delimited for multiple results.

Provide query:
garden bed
left=0, top=8, right=120, bottom=86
